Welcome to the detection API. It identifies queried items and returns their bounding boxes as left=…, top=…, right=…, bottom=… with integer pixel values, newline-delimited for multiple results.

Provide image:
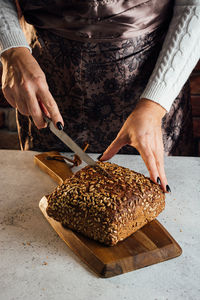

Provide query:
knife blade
left=44, top=116, right=112, bottom=178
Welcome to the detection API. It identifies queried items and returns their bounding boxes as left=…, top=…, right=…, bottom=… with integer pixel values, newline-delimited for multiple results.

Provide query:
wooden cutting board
left=35, top=151, right=182, bottom=278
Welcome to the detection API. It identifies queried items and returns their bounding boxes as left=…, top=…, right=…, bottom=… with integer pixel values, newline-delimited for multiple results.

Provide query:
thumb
left=100, top=137, right=125, bottom=161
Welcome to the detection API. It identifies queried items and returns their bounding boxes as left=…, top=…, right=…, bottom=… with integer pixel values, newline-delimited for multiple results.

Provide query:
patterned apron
left=14, top=0, right=194, bottom=155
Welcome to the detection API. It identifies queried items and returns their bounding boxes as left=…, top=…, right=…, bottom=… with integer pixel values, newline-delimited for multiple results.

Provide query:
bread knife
left=44, top=116, right=112, bottom=178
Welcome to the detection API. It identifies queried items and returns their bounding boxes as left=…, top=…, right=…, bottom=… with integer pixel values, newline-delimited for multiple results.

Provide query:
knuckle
left=45, top=99, right=57, bottom=111
left=32, top=74, right=46, bottom=86
left=143, top=151, right=155, bottom=165
left=38, top=84, right=49, bottom=95
left=155, top=159, right=162, bottom=168
left=32, top=73, right=45, bottom=81
left=146, top=153, right=154, bottom=162
left=20, top=81, right=31, bottom=93
left=155, top=150, right=164, bottom=163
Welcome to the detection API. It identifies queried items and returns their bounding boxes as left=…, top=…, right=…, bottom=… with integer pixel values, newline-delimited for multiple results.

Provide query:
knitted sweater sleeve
left=141, top=0, right=200, bottom=111
left=0, top=0, right=31, bottom=56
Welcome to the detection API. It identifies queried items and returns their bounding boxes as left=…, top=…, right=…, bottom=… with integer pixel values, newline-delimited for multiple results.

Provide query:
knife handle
left=34, top=151, right=73, bottom=185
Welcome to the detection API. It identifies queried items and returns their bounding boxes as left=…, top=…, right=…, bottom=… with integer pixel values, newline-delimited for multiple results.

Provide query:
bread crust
left=47, top=162, right=165, bottom=246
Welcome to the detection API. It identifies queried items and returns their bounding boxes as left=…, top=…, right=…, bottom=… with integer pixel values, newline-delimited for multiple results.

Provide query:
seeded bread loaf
left=47, top=162, right=165, bottom=246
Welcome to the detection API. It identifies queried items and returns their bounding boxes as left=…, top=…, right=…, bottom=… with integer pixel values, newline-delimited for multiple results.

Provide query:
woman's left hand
left=99, top=98, right=170, bottom=193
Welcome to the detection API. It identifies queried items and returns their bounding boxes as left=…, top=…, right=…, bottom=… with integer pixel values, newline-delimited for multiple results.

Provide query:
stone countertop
left=0, top=150, right=200, bottom=300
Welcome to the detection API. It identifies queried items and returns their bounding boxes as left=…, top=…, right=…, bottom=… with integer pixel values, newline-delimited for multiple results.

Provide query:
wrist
left=1, top=47, right=31, bottom=62
left=136, top=98, right=166, bottom=120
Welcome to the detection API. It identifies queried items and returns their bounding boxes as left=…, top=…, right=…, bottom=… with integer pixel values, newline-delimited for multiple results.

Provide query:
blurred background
left=0, top=60, right=200, bottom=156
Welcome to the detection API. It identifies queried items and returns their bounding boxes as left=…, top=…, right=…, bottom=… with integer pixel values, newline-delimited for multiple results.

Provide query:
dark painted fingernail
left=56, top=122, right=63, bottom=130
left=166, top=185, right=171, bottom=193
left=97, top=153, right=104, bottom=161
left=157, top=177, right=161, bottom=184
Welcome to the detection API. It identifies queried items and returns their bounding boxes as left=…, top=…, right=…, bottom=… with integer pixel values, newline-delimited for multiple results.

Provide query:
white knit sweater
left=0, top=0, right=200, bottom=111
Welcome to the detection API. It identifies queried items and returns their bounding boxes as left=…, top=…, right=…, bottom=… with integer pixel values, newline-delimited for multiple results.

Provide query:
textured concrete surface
left=0, top=150, right=200, bottom=300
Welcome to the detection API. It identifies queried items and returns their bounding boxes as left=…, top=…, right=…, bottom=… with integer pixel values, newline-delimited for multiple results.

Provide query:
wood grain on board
left=35, top=152, right=182, bottom=278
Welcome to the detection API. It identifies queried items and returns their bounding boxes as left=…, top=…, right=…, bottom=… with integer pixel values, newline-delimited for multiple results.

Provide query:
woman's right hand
left=100, top=98, right=170, bottom=193
left=1, top=47, right=64, bottom=129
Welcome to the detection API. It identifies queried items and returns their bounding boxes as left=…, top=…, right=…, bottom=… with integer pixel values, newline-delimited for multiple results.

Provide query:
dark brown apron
left=14, top=0, right=194, bottom=154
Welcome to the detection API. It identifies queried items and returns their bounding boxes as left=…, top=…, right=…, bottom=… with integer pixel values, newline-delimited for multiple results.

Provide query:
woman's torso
left=18, top=0, right=174, bottom=41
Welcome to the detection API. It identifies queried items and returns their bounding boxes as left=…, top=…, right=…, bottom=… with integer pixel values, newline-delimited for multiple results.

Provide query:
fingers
left=17, top=82, right=63, bottom=129
left=38, top=87, right=64, bottom=128
left=139, top=144, right=159, bottom=183
left=25, top=93, right=46, bottom=129
left=138, top=136, right=169, bottom=193
left=23, top=80, right=63, bottom=129
left=101, top=134, right=170, bottom=193
left=152, top=131, right=168, bottom=192
left=38, top=100, right=51, bottom=118
left=99, top=136, right=125, bottom=161
left=16, top=89, right=30, bottom=116
left=16, top=99, right=29, bottom=116
left=99, top=131, right=170, bottom=192
left=153, top=150, right=168, bottom=192
left=7, top=85, right=63, bottom=129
